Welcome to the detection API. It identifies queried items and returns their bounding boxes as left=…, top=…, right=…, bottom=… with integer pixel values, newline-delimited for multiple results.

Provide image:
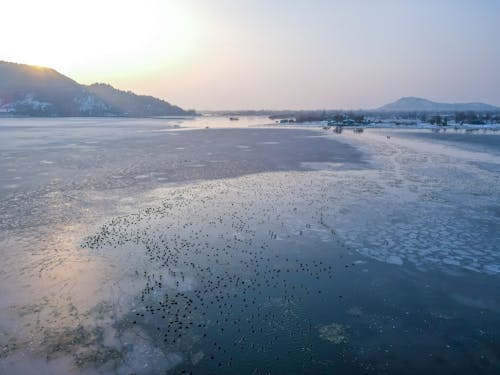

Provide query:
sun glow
left=0, top=0, right=199, bottom=83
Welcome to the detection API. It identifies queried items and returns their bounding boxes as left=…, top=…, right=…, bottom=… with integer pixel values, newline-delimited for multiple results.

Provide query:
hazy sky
left=1, top=0, right=499, bottom=109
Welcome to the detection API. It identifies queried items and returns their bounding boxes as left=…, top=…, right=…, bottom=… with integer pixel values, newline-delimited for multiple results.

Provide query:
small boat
left=229, top=117, right=239, bottom=121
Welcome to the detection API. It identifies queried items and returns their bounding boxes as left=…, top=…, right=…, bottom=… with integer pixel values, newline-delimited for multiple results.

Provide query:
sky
left=1, top=0, right=499, bottom=110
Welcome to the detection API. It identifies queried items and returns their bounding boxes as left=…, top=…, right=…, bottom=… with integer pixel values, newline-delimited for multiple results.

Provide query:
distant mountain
left=0, top=61, right=194, bottom=117
left=377, top=97, right=499, bottom=112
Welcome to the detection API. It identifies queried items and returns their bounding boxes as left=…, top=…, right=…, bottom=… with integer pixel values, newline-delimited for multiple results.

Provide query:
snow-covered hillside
left=0, top=61, right=194, bottom=117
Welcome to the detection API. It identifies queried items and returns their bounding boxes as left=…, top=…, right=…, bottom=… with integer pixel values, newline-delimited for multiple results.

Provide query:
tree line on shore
left=269, top=110, right=500, bottom=125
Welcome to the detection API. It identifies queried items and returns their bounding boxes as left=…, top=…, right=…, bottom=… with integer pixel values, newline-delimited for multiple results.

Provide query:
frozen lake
left=0, top=117, right=499, bottom=374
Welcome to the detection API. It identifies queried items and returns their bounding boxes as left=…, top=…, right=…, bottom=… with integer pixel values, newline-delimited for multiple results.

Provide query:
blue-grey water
left=0, top=118, right=499, bottom=374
